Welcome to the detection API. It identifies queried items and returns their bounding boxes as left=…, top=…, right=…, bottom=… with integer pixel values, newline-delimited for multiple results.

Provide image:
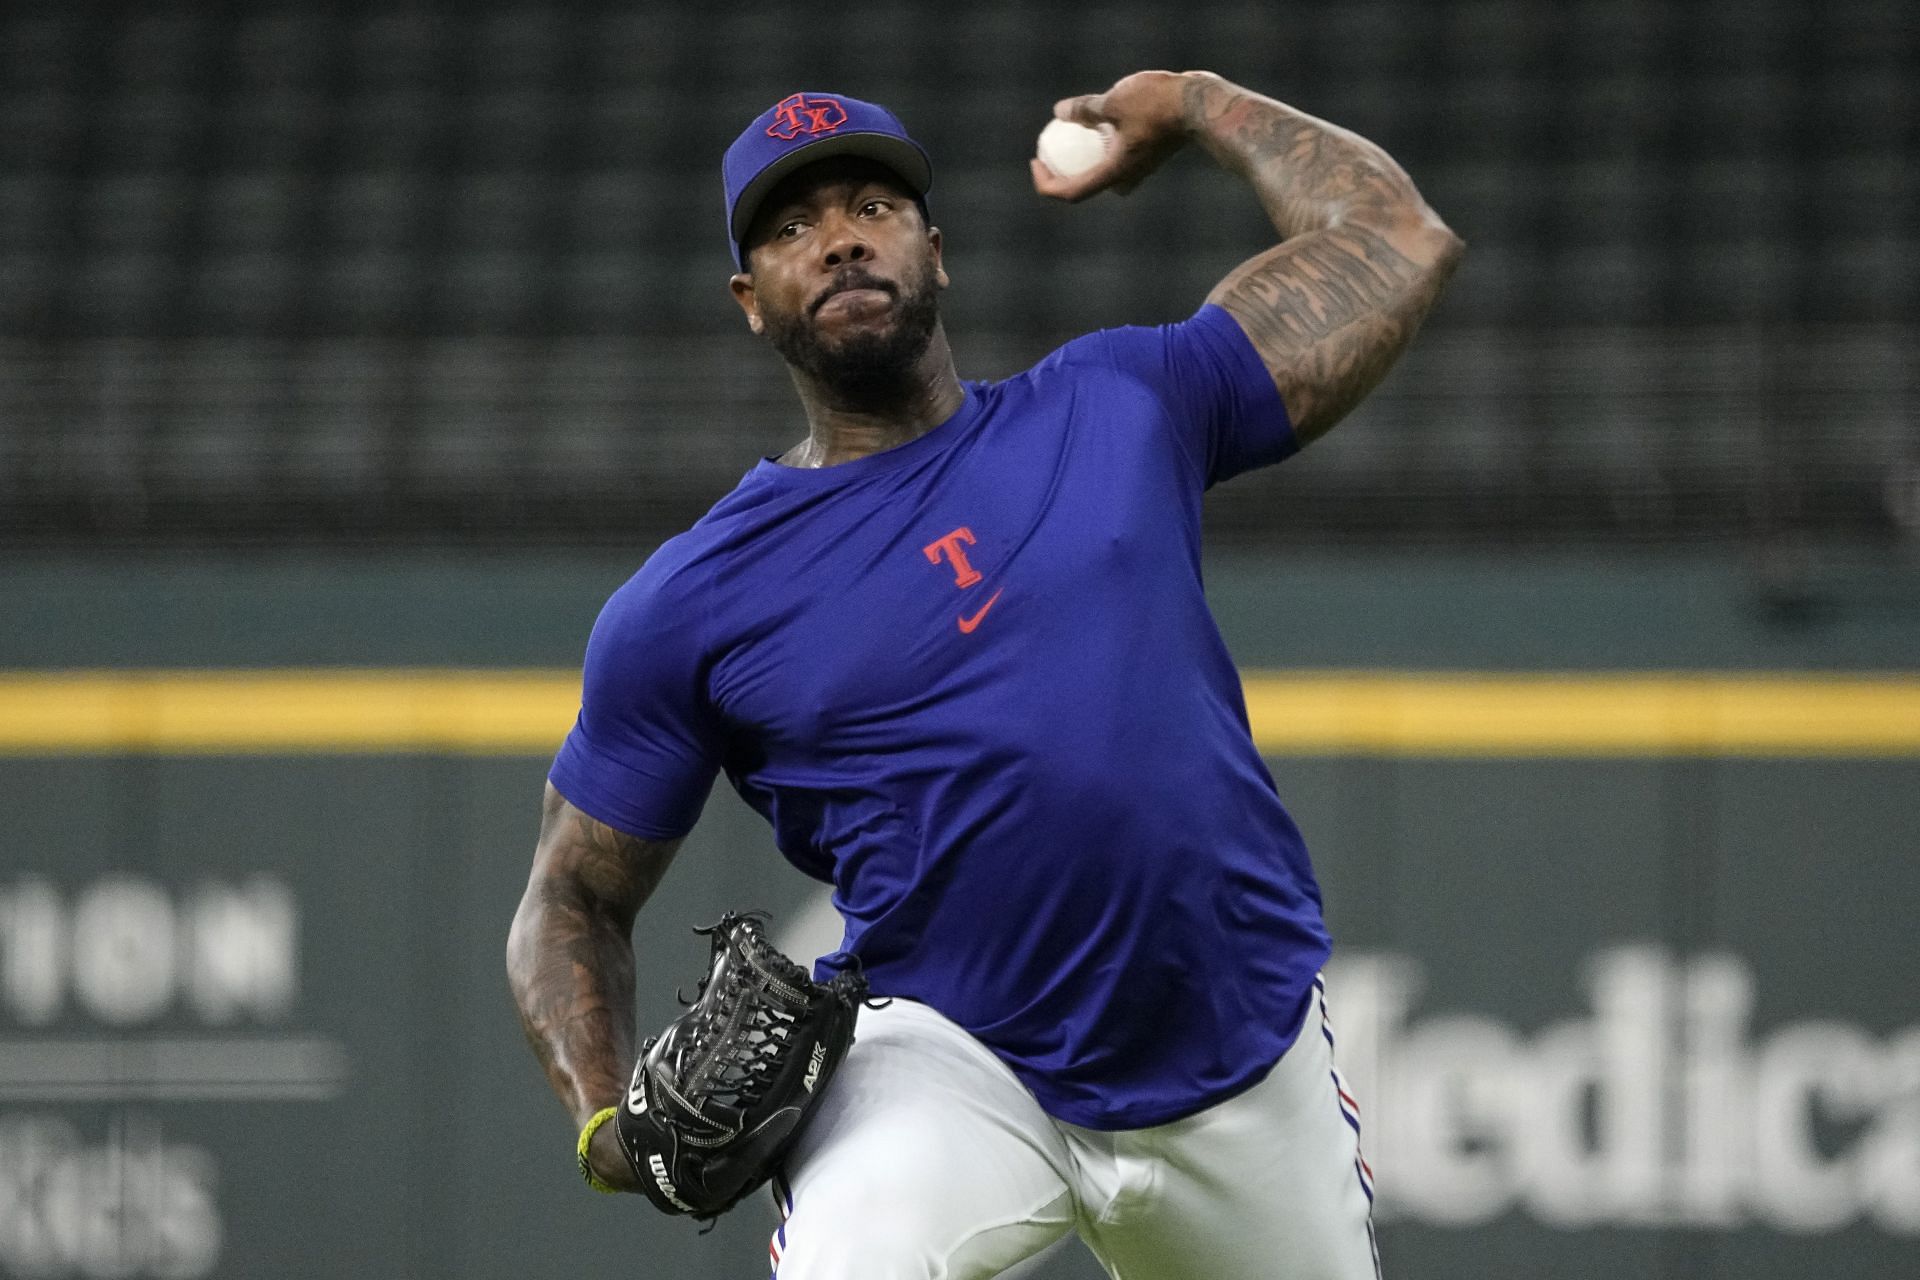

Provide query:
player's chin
left=810, top=308, right=905, bottom=352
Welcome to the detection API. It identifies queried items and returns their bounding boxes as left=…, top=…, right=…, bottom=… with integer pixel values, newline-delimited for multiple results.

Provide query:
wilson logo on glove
left=613, top=912, right=868, bottom=1221
left=648, top=1153, right=697, bottom=1214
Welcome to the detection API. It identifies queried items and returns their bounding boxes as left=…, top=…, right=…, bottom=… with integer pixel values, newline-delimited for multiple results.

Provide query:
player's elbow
left=1379, top=201, right=1465, bottom=277
left=505, top=891, right=535, bottom=991
left=1425, top=214, right=1467, bottom=275
left=506, top=877, right=559, bottom=999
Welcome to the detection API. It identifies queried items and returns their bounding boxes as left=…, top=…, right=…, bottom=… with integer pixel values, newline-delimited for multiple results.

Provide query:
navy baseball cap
left=723, top=92, right=933, bottom=270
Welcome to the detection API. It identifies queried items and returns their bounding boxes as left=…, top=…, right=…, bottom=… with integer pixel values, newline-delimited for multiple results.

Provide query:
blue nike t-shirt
left=550, top=303, right=1332, bottom=1130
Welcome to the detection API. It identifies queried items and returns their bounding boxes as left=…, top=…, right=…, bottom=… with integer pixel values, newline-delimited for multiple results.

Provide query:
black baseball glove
left=614, top=912, right=866, bottom=1221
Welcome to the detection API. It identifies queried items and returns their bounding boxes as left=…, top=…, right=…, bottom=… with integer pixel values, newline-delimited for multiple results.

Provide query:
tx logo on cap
left=767, top=93, right=848, bottom=140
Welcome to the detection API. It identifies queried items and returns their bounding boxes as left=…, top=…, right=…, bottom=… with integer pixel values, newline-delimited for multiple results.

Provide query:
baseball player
left=508, top=70, right=1462, bottom=1278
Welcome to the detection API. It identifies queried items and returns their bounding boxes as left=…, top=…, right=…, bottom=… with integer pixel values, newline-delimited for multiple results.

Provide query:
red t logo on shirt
left=922, top=527, right=983, bottom=588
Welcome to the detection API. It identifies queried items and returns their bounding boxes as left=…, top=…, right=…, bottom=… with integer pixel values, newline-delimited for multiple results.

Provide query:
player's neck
left=781, top=330, right=966, bottom=468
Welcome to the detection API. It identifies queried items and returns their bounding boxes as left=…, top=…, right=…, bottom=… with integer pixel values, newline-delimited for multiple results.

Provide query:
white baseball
left=1036, top=118, right=1113, bottom=179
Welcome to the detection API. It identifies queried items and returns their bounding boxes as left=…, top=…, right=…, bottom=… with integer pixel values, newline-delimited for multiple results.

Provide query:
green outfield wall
left=1, top=550, right=1916, bottom=1280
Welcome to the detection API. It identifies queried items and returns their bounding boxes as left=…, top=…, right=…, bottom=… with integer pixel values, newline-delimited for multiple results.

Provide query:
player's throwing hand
left=1030, top=69, right=1193, bottom=202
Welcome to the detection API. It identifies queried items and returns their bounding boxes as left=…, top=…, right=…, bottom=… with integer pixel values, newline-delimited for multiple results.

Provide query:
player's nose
left=818, top=215, right=871, bottom=268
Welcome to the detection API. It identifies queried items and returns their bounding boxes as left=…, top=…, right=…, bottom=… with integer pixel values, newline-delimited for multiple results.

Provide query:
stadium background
left=1, top=1, right=1914, bottom=1277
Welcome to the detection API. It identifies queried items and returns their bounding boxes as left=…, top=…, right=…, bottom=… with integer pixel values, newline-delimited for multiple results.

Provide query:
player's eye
left=777, top=219, right=806, bottom=239
left=859, top=199, right=890, bottom=217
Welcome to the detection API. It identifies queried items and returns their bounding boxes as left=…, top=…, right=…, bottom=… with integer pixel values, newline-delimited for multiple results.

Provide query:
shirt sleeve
left=547, top=560, right=721, bottom=841
left=1097, top=303, right=1298, bottom=489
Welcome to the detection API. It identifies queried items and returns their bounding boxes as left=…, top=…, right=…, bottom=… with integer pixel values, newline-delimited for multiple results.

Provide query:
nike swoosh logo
left=956, top=589, right=1003, bottom=634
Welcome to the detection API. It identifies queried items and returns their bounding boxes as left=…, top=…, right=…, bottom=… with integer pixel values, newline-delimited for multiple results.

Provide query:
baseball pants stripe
left=769, top=1171, right=794, bottom=1276
left=1314, top=974, right=1382, bottom=1280
left=768, top=975, right=1379, bottom=1279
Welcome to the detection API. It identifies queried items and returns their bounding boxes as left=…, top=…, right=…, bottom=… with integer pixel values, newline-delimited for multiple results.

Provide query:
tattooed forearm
left=506, top=783, right=682, bottom=1127
left=1181, top=74, right=1425, bottom=238
left=1183, top=73, right=1464, bottom=443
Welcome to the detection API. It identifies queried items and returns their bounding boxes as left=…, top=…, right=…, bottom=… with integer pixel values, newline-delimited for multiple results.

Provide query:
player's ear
left=928, top=227, right=948, bottom=290
left=728, top=271, right=765, bottom=335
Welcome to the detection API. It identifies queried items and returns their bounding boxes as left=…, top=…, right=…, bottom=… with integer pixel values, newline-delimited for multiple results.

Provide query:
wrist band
left=577, top=1104, right=623, bottom=1194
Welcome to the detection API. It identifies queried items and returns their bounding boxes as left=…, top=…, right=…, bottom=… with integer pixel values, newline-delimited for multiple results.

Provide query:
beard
left=760, top=258, right=942, bottom=406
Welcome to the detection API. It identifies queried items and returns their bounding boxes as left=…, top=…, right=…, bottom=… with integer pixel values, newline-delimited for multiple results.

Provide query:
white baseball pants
left=766, top=975, right=1380, bottom=1279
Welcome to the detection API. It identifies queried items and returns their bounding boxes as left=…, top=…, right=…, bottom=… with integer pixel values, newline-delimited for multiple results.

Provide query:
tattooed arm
left=506, top=782, right=684, bottom=1191
left=1033, top=71, right=1463, bottom=445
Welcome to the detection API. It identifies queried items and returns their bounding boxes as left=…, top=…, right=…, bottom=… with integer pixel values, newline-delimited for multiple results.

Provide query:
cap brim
left=730, top=132, right=933, bottom=254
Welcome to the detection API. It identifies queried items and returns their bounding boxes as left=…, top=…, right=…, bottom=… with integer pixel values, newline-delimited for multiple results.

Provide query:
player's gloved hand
left=613, top=913, right=866, bottom=1221
left=1030, top=69, right=1205, bottom=203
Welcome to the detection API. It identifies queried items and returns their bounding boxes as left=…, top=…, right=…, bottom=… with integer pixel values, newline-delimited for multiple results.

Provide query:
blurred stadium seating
left=0, top=0, right=1913, bottom=545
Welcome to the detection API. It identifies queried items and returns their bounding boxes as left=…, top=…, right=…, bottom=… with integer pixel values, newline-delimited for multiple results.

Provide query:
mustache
left=809, top=269, right=897, bottom=316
